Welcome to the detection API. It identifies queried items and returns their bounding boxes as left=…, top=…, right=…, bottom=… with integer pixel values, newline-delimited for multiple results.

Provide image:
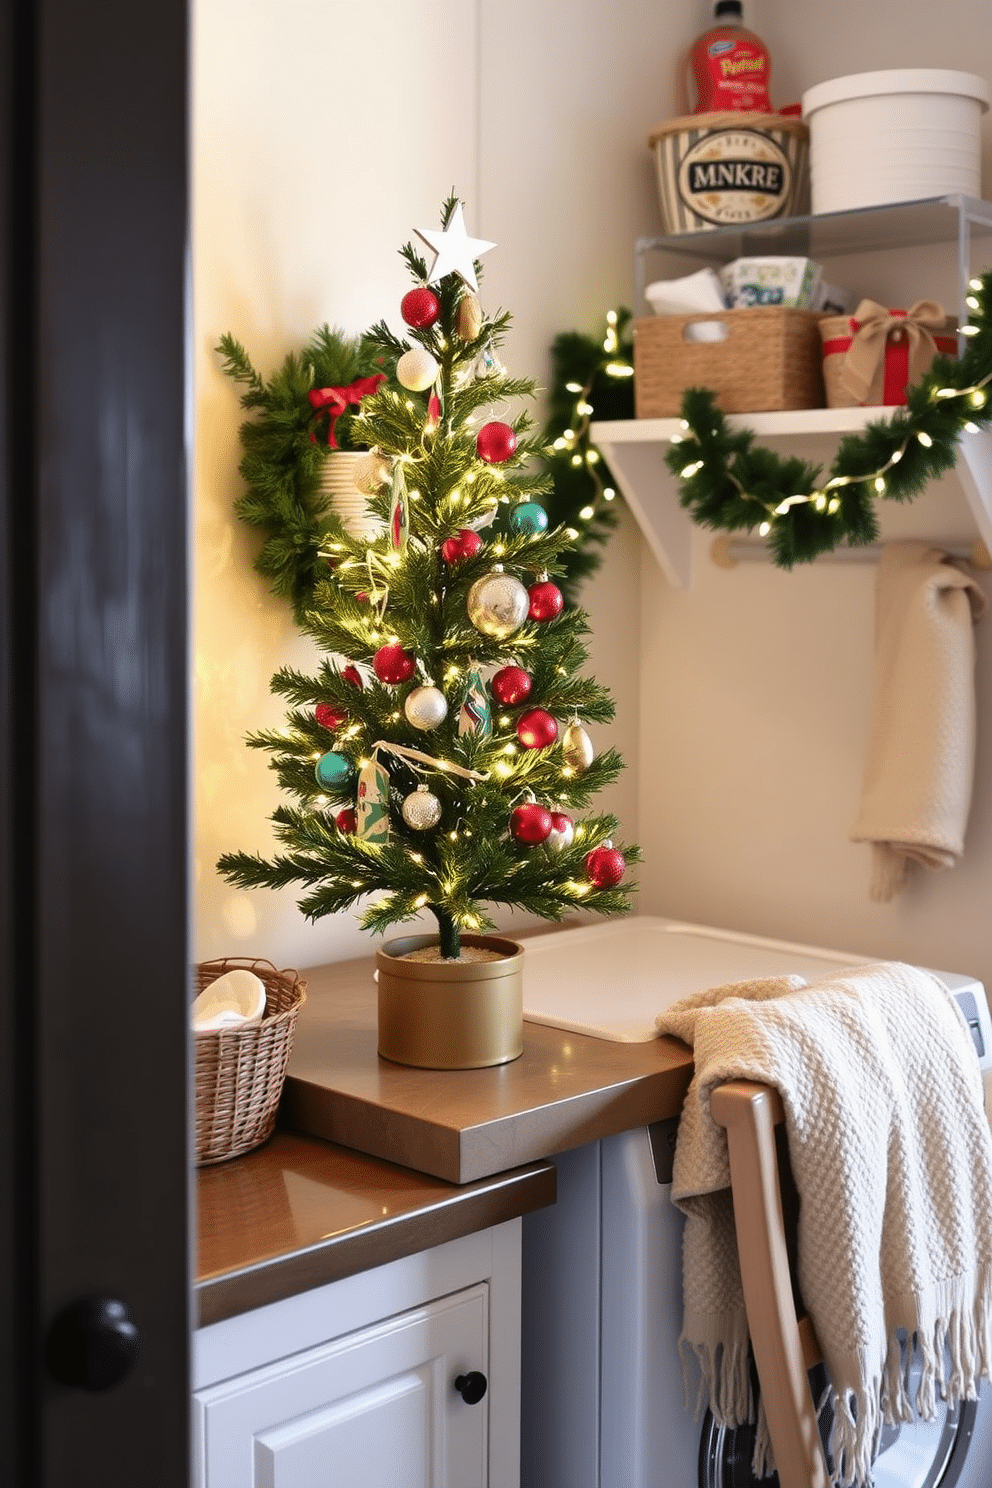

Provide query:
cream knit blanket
left=849, top=541, right=985, bottom=903
left=656, top=961, right=992, bottom=1487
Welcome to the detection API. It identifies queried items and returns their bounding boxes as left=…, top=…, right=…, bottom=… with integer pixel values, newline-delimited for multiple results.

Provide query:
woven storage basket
left=194, top=958, right=306, bottom=1166
left=634, top=308, right=826, bottom=418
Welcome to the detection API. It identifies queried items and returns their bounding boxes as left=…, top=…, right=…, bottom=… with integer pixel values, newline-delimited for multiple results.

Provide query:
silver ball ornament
left=354, top=452, right=392, bottom=495
left=401, top=785, right=442, bottom=831
left=404, top=685, right=448, bottom=731
left=467, top=566, right=530, bottom=640
left=396, top=347, right=439, bottom=392
left=546, top=811, right=575, bottom=852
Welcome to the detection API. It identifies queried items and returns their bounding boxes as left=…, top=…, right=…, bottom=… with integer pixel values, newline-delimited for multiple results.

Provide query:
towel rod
left=711, top=535, right=992, bottom=570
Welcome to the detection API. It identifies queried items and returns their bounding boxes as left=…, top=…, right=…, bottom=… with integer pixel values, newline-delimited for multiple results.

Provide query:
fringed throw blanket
left=656, top=962, right=992, bottom=1487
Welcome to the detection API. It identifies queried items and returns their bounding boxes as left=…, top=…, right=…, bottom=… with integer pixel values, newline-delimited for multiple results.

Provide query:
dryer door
left=699, top=1360, right=992, bottom=1488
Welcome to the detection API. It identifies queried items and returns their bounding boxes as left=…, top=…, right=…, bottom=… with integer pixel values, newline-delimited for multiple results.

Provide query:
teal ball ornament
left=509, top=501, right=548, bottom=536
left=314, top=751, right=354, bottom=790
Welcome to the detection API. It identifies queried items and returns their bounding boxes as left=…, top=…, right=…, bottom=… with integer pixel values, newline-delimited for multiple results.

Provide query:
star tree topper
left=414, top=202, right=496, bottom=292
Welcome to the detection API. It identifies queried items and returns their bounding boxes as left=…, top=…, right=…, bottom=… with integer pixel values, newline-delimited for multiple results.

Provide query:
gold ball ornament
left=396, top=347, right=439, bottom=392
left=354, top=452, right=393, bottom=495
left=403, top=685, right=448, bottom=731
left=467, top=566, right=530, bottom=641
left=562, top=721, right=595, bottom=773
left=401, top=785, right=442, bottom=831
left=457, top=293, right=483, bottom=341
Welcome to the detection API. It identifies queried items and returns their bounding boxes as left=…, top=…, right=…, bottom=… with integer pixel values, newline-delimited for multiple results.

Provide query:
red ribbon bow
left=308, top=373, right=386, bottom=448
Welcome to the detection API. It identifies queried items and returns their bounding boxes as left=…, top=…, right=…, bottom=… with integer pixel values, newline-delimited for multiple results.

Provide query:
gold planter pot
left=376, top=933, right=524, bottom=1070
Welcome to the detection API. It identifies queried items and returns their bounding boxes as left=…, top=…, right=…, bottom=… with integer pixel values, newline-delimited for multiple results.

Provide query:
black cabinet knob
left=45, top=1298, right=139, bottom=1391
left=454, top=1370, right=488, bottom=1405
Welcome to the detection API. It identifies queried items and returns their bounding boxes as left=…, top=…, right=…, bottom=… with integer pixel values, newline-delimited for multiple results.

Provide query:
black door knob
left=45, top=1298, right=139, bottom=1391
left=454, top=1370, right=488, bottom=1404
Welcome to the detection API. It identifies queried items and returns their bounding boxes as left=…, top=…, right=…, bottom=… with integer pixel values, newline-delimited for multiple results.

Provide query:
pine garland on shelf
left=666, top=273, right=992, bottom=569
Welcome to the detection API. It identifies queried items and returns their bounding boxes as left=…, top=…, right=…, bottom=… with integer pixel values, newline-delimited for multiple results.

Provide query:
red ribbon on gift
left=308, top=374, right=386, bottom=447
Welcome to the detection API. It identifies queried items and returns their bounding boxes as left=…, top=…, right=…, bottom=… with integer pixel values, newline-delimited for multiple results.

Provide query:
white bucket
left=319, top=450, right=383, bottom=542
left=802, top=69, right=989, bottom=214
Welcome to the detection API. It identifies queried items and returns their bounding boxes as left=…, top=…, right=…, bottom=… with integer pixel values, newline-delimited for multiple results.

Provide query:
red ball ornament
left=491, top=666, right=532, bottom=706
left=584, top=842, right=626, bottom=888
left=341, top=665, right=364, bottom=689
left=528, top=580, right=564, bottom=623
left=315, top=702, right=346, bottom=731
left=334, top=807, right=357, bottom=834
left=476, top=421, right=517, bottom=465
left=516, top=708, right=558, bottom=750
left=441, top=528, right=484, bottom=565
left=372, top=643, right=417, bottom=685
left=400, top=287, right=441, bottom=329
left=510, top=802, right=553, bottom=845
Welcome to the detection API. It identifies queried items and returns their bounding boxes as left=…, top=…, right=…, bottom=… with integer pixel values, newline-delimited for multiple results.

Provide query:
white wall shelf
left=591, top=411, right=992, bottom=589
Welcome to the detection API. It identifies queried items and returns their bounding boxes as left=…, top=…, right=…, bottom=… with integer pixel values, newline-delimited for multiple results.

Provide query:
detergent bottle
left=685, top=0, right=773, bottom=114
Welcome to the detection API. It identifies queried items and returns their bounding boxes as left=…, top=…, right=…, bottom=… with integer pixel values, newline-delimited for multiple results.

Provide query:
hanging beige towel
left=656, top=962, right=992, bottom=1488
left=849, top=541, right=985, bottom=902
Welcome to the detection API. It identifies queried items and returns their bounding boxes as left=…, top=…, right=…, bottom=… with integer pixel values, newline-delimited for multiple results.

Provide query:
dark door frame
left=2, top=2, right=191, bottom=1483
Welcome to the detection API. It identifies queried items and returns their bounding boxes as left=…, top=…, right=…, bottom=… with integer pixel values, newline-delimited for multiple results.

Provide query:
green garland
left=216, top=325, right=394, bottom=620
left=540, top=309, right=635, bottom=599
left=666, top=273, right=992, bottom=568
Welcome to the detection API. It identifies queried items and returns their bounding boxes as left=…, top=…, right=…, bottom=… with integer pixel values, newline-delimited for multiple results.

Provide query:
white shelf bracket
left=955, top=426, right=992, bottom=557
left=593, top=434, right=694, bottom=588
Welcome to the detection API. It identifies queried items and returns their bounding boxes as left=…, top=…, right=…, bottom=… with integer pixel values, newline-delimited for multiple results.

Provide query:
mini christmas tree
left=218, top=197, right=639, bottom=962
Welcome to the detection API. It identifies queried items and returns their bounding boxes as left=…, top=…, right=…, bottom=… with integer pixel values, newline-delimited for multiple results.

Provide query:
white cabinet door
left=195, top=1284, right=489, bottom=1488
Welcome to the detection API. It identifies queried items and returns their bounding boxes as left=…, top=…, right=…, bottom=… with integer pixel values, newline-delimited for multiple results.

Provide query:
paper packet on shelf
left=645, top=267, right=727, bottom=315
left=720, top=256, right=822, bottom=310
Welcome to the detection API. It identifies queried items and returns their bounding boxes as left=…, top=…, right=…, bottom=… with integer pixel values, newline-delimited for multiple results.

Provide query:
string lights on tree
left=218, top=197, right=638, bottom=961
left=666, top=273, right=992, bottom=569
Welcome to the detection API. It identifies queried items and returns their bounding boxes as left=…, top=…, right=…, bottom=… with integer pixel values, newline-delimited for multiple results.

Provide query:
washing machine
left=519, top=917, right=992, bottom=1488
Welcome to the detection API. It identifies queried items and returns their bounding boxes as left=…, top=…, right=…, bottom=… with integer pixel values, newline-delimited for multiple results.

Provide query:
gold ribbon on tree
left=838, top=298, right=948, bottom=405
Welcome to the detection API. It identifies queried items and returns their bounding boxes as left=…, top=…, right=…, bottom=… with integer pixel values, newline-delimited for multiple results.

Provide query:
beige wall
left=194, top=0, right=992, bottom=990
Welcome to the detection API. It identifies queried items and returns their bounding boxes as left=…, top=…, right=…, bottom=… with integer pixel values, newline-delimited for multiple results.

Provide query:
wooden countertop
left=281, top=950, right=695, bottom=1185
left=196, top=1129, right=556, bottom=1327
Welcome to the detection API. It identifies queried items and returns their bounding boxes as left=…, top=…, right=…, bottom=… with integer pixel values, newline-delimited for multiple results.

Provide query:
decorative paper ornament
left=476, top=421, right=517, bottom=464
left=400, top=287, right=441, bottom=329
left=562, top=720, right=595, bottom=772
left=389, top=462, right=409, bottom=551
left=334, top=807, right=357, bottom=834
left=353, top=451, right=392, bottom=495
left=516, top=708, right=558, bottom=750
left=404, top=685, right=448, bottom=731
left=342, top=664, right=364, bottom=689
left=585, top=840, right=626, bottom=888
left=457, top=292, right=483, bottom=341
left=315, top=702, right=346, bottom=731
left=356, top=756, right=391, bottom=844
left=441, top=528, right=484, bottom=565
left=401, top=785, right=442, bottom=831
left=547, top=811, right=575, bottom=852
left=528, top=579, right=564, bottom=622
left=414, top=202, right=496, bottom=293
left=373, top=643, right=416, bottom=685
left=473, top=340, right=504, bottom=380
left=467, top=567, right=529, bottom=640
left=314, top=751, right=354, bottom=790
left=491, top=666, right=532, bottom=707
left=458, top=667, right=492, bottom=738
left=509, top=501, right=549, bottom=536
left=509, top=802, right=553, bottom=845
left=396, top=347, right=439, bottom=392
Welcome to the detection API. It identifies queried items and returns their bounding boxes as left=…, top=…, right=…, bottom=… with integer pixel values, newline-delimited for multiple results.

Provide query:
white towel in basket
left=849, top=541, right=985, bottom=902
left=656, top=961, right=992, bottom=1488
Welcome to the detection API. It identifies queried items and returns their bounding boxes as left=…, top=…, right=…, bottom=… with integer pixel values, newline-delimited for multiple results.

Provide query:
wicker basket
left=194, top=958, right=306, bottom=1166
left=634, top=308, right=826, bottom=418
